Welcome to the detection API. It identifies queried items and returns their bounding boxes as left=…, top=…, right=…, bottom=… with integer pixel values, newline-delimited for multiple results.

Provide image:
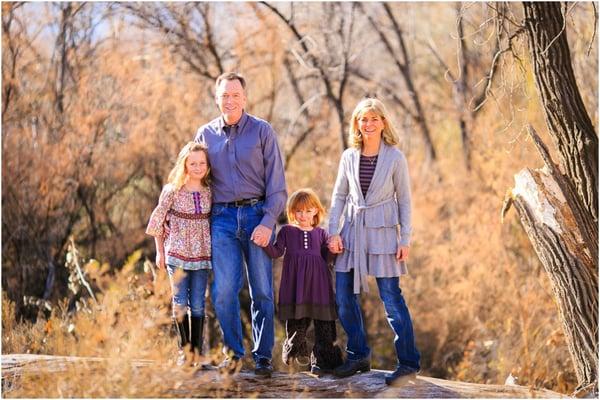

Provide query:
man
left=195, top=72, right=287, bottom=377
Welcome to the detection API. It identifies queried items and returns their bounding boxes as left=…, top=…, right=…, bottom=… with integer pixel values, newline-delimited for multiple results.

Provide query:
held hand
left=328, top=235, right=344, bottom=254
left=396, top=246, right=409, bottom=262
left=334, top=235, right=345, bottom=253
left=156, top=252, right=166, bottom=270
left=251, top=225, right=272, bottom=248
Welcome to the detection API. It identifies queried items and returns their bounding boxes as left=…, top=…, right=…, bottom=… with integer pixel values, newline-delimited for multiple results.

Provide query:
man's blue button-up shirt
left=195, top=112, right=287, bottom=228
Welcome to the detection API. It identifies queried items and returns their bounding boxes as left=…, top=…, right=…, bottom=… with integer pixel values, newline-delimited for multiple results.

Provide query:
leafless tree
left=259, top=2, right=358, bottom=151
left=357, top=2, right=437, bottom=163
left=504, top=2, right=598, bottom=395
left=124, top=3, right=226, bottom=83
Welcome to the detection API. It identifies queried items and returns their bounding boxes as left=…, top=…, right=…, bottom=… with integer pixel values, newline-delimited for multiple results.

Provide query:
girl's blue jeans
left=336, top=270, right=421, bottom=370
left=166, top=265, right=209, bottom=318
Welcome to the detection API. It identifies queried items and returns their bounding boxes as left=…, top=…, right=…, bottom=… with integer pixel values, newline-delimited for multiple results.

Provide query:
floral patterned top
left=146, top=184, right=212, bottom=270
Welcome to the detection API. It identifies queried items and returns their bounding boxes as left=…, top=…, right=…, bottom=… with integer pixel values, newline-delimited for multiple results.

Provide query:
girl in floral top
left=146, top=142, right=212, bottom=365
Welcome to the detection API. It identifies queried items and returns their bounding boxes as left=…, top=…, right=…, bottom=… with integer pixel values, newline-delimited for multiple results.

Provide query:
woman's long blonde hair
left=348, top=98, right=399, bottom=148
left=286, top=188, right=325, bottom=227
left=167, top=142, right=211, bottom=189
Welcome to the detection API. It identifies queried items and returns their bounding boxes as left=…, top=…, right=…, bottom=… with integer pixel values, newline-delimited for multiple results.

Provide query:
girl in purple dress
left=264, top=189, right=343, bottom=376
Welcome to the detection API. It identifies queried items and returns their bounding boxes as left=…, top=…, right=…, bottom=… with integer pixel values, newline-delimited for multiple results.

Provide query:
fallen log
left=1, top=354, right=568, bottom=398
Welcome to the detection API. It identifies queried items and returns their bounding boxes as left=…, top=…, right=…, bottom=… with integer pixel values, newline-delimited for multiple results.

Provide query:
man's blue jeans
left=210, top=201, right=274, bottom=362
left=336, top=270, right=420, bottom=370
left=166, top=265, right=209, bottom=317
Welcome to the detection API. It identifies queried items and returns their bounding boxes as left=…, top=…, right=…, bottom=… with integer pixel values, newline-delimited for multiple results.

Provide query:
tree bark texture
left=508, top=128, right=598, bottom=395
left=523, top=2, right=598, bottom=223
left=519, top=2, right=598, bottom=393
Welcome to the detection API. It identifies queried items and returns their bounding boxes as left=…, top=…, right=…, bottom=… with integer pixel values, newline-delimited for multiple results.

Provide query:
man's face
left=215, top=79, right=246, bottom=125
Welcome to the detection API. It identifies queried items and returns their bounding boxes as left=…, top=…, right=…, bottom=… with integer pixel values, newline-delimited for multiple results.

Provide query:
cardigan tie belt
left=348, top=197, right=396, bottom=294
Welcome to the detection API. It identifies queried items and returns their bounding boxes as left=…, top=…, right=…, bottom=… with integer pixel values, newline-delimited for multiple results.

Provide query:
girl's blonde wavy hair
left=348, top=98, right=399, bottom=148
left=287, top=188, right=325, bottom=227
left=167, top=142, right=211, bottom=189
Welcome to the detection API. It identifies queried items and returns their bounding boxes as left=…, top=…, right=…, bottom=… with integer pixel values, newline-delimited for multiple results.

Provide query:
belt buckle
left=232, top=198, right=259, bottom=207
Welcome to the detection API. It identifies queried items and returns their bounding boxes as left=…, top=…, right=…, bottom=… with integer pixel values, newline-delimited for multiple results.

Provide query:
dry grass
left=2, top=250, right=225, bottom=397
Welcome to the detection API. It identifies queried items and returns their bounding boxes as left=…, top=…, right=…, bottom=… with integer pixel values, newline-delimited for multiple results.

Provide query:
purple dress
left=264, top=225, right=337, bottom=321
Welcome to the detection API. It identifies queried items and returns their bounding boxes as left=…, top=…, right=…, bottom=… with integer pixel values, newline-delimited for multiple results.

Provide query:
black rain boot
left=174, top=314, right=190, bottom=366
left=190, top=316, right=205, bottom=366
left=293, top=319, right=310, bottom=369
left=311, top=320, right=344, bottom=376
left=282, top=319, right=299, bottom=366
left=282, top=319, right=310, bottom=370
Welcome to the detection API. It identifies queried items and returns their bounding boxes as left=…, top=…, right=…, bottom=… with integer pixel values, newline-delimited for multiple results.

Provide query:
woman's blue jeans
left=336, top=270, right=420, bottom=370
left=166, top=265, right=209, bottom=317
left=210, top=201, right=274, bottom=362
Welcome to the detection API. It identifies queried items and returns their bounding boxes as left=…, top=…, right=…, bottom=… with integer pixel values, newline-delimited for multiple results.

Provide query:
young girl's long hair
left=348, top=98, right=400, bottom=149
left=287, top=188, right=325, bottom=227
left=167, top=142, right=211, bottom=189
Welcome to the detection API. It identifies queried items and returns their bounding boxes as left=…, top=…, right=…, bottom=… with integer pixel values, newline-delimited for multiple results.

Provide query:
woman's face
left=357, top=110, right=384, bottom=141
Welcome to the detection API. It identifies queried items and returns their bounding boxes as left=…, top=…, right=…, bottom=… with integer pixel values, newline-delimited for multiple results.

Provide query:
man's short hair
left=215, top=72, right=246, bottom=91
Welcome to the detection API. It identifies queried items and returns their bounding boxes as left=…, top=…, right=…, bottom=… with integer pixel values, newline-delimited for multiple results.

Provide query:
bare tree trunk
left=1, top=3, right=22, bottom=121
left=55, top=3, right=72, bottom=117
left=427, top=3, right=507, bottom=172
left=507, top=127, right=598, bottom=396
left=382, top=3, right=437, bottom=162
left=258, top=2, right=354, bottom=150
left=360, top=2, right=437, bottom=162
left=506, top=2, right=599, bottom=395
left=43, top=261, right=56, bottom=300
left=523, top=2, right=598, bottom=223
left=281, top=56, right=316, bottom=166
left=455, top=2, right=472, bottom=171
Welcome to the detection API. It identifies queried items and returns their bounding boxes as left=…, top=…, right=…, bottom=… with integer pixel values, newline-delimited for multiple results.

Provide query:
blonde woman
left=328, top=98, right=420, bottom=385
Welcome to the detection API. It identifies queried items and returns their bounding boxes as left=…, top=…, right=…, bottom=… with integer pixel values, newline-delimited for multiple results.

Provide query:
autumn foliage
left=2, top=2, right=597, bottom=395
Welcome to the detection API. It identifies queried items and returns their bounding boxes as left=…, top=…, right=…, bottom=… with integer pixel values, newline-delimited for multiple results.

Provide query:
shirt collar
left=219, top=111, right=248, bottom=132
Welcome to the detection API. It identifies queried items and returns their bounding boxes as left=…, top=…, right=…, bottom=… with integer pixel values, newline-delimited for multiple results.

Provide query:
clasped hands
left=327, top=234, right=344, bottom=254
left=250, top=224, right=272, bottom=247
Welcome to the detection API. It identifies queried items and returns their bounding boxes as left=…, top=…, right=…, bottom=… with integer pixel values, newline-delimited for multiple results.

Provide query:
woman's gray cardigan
left=328, top=143, right=412, bottom=294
